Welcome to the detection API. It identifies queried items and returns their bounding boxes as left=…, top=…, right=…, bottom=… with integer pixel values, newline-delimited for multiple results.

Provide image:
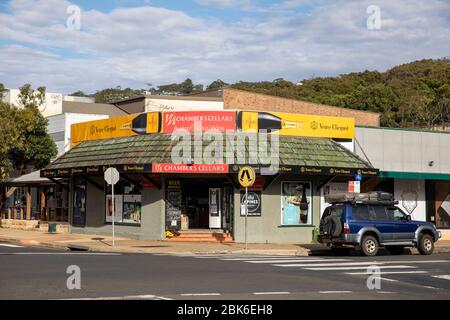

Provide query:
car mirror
left=406, top=215, right=412, bottom=221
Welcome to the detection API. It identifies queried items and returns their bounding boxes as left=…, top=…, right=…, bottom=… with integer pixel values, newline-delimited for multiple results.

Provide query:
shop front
left=39, top=110, right=379, bottom=243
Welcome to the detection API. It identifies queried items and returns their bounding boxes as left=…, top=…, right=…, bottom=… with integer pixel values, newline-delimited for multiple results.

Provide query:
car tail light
left=343, top=223, right=350, bottom=234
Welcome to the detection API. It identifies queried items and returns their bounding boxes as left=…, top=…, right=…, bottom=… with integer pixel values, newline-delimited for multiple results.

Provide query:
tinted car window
left=352, top=205, right=370, bottom=220
left=370, top=206, right=388, bottom=220
left=387, top=207, right=407, bottom=221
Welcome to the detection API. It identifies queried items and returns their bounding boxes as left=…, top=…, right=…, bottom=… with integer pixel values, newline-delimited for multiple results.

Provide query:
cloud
left=0, top=0, right=449, bottom=93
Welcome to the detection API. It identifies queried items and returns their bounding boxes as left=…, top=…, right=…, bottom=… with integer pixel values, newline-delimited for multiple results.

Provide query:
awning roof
left=41, top=133, right=377, bottom=177
left=3, top=170, right=62, bottom=186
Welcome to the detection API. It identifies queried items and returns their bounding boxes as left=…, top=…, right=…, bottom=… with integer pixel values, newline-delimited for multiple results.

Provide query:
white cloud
left=0, top=0, right=449, bottom=93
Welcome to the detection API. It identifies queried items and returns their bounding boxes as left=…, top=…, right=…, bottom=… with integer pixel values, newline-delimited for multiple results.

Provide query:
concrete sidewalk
left=0, top=228, right=309, bottom=256
left=1, top=227, right=450, bottom=256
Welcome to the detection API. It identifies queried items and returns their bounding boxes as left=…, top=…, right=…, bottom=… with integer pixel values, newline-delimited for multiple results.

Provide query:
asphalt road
left=1, top=242, right=450, bottom=300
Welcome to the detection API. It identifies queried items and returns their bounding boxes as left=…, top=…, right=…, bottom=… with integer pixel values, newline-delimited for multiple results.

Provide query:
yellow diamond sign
left=238, top=166, right=256, bottom=188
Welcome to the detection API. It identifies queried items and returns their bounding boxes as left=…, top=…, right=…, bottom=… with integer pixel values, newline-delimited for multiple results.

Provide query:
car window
left=370, top=206, right=388, bottom=221
left=352, top=205, right=370, bottom=220
left=332, top=206, right=344, bottom=219
left=387, top=207, right=407, bottom=221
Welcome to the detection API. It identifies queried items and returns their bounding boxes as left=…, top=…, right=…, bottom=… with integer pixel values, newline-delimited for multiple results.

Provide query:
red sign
left=152, top=163, right=229, bottom=174
left=348, top=181, right=360, bottom=193
left=162, top=111, right=236, bottom=133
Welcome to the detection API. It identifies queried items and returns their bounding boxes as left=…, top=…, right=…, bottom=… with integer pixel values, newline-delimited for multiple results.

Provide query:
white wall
left=394, top=179, right=426, bottom=221
left=355, top=126, right=450, bottom=174
left=145, top=98, right=223, bottom=112
left=3, top=89, right=63, bottom=117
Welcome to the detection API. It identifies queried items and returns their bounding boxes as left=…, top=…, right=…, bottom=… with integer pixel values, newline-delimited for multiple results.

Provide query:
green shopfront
left=40, top=133, right=378, bottom=243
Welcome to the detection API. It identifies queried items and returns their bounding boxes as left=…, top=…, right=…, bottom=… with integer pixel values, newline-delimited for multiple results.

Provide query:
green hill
left=231, top=58, right=450, bottom=128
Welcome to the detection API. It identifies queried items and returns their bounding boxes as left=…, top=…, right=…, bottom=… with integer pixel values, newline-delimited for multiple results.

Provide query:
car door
left=386, top=206, right=417, bottom=242
left=368, top=205, right=393, bottom=242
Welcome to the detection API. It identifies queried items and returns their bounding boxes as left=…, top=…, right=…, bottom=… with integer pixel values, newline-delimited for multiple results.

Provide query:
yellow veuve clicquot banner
left=71, top=110, right=355, bottom=147
left=237, top=111, right=354, bottom=139
left=70, top=112, right=160, bottom=147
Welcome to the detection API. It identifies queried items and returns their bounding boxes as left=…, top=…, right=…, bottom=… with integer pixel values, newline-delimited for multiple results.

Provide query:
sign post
left=238, top=166, right=256, bottom=250
left=104, top=167, right=120, bottom=247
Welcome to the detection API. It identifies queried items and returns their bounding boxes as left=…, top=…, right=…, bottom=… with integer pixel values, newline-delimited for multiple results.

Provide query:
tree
left=69, top=90, right=89, bottom=97
left=17, top=83, right=46, bottom=109
left=9, top=107, right=57, bottom=175
left=180, top=78, right=194, bottom=94
left=207, top=79, right=229, bottom=90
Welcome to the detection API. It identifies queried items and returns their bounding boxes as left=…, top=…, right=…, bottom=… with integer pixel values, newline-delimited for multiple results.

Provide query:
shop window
left=281, top=181, right=312, bottom=225
left=105, top=179, right=141, bottom=225
left=73, top=178, right=86, bottom=226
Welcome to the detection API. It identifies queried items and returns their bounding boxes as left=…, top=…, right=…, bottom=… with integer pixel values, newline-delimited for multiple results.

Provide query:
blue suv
left=318, top=192, right=441, bottom=256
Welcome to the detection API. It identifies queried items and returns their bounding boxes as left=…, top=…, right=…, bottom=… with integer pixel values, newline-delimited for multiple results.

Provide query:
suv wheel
left=360, top=235, right=379, bottom=256
left=386, top=246, right=404, bottom=255
left=417, top=233, right=434, bottom=255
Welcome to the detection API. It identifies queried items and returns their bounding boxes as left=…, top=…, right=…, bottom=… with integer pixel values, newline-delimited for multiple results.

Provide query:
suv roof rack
left=324, top=191, right=399, bottom=205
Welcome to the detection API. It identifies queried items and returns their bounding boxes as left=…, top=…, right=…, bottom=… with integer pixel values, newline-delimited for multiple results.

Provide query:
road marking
left=383, top=260, right=450, bottom=264
left=220, top=257, right=323, bottom=261
left=432, top=275, right=450, bottom=280
left=253, top=292, right=290, bottom=295
left=274, top=261, right=385, bottom=267
left=0, top=243, right=24, bottom=248
left=63, top=294, right=173, bottom=300
left=303, top=265, right=417, bottom=271
left=375, top=277, right=399, bottom=282
left=180, top=293, right=221, bottom=296
left=346, top=271, right=427, bottom=275
left=0, top=252, right=121, bottom=255
left=319, top=291, right=352, bottom=294
left=244, top=259, right=349, bottom=264
left=376, top=291, right=396, bottom=294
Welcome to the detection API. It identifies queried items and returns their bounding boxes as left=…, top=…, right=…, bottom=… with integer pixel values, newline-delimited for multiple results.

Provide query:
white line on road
left=346, top=271, right=427, bottom=275
left=253, top=292, right=290, bottom=295
left=220, top=257, right=326, bottom=261
left=243, top=259, right=350, bottom=263
left=180, top=293, right=221, bottom=296
left=274, top=261, right=385, bottom=267
left=432, top=275, right=450, bottom=280
left=303, top=265, right=418, bottom=271
left=0, top=243, right=24, bottom=248
left=63, top=294, right=173, bottom=300
left=319, top=291, right=352, bottom=294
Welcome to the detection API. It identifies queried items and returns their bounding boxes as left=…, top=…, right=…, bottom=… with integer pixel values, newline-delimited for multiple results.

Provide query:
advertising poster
left=281, top=182, right=312, bottom=225
left=237, top=111, right=354, bottom=139
left=105, top=195, right=123, bottom=223
left=71, top=112, right=160, bottom=146
left=162, top=111, right=236, bottom=133
left=240, top=190, right=261, bottom=216
left=123, top=195, right=142, bottom=224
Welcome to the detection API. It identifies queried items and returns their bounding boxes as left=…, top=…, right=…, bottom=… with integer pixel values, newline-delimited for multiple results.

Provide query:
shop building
left=40, top=110, right=378, bottom=243
left=354, top=126, right=450, bottom=229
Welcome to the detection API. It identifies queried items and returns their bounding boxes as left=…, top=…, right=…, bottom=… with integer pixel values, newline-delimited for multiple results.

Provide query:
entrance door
left=209, top=188, right=221, bottom=229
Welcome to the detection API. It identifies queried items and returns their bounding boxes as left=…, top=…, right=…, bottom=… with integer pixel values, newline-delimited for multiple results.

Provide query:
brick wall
left=223, top=88, right=380, bottom=126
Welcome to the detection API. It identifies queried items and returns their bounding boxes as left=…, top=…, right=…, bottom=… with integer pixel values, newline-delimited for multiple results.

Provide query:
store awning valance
left=40, top=133, right=378, bottom=178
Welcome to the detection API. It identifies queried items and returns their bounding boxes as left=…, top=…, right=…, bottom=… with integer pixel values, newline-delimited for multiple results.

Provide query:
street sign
left=238, top=166, right=256, bottom=250
left=238, top=166, right=256, bottom=188
left=104, top=167, right=120, bottom=247
left=104, top=167, right=120, bottom=185
left=348, top=181, right=361, bottom=193
left=355, top=173, right=362, bottom=181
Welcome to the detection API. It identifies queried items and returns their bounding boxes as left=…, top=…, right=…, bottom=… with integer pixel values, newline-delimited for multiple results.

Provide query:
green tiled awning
left=41, top=133, right=376, bottom=177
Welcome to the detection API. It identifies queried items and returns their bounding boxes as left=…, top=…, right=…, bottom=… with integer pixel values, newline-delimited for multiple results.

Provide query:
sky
left=0, top=0, right=449, bottom=94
